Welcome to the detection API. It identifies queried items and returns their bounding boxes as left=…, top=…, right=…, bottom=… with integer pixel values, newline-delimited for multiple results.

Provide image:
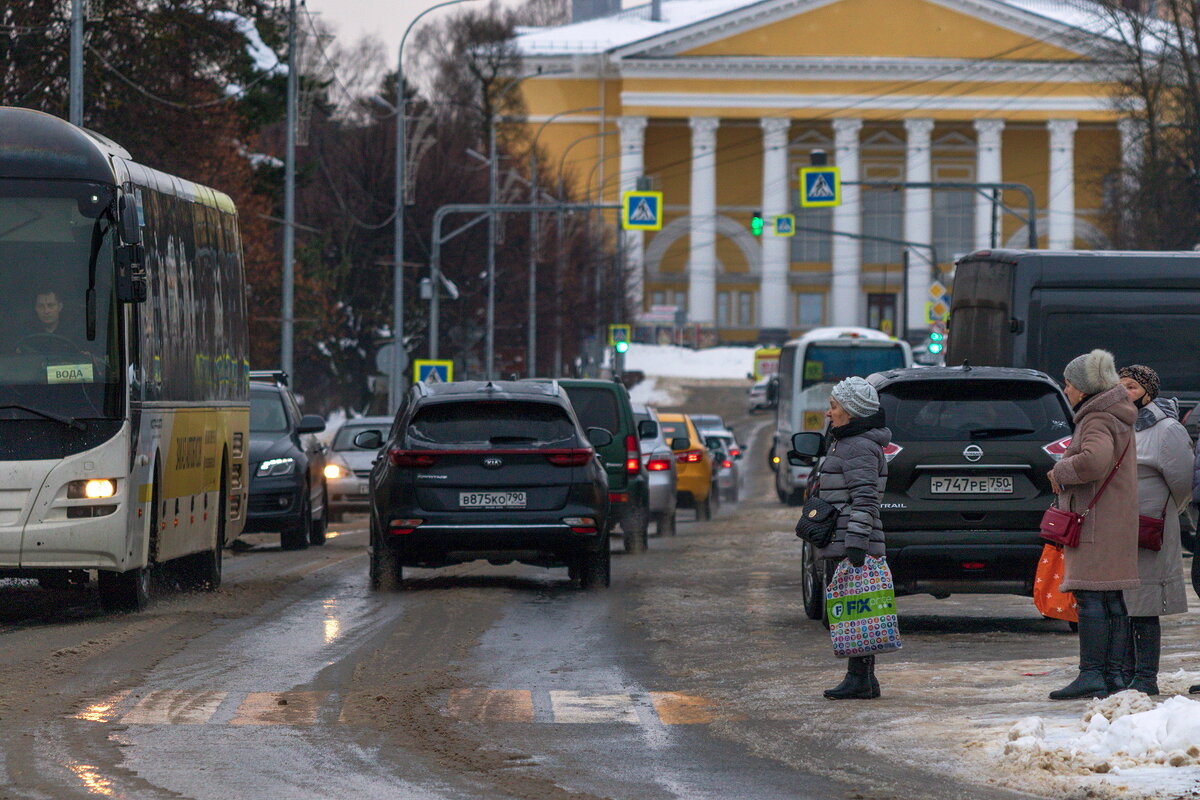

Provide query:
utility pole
left=281, top=0, right=298, bottom=380
left=485, top=120, right=498, bottom=380
left=527, top=149, right=538, bottom=378
left=69, top=0, right=83, bottom=126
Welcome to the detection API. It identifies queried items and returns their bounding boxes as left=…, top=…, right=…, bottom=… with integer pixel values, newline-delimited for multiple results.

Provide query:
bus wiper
left=969, top=427, right=1035, bottom=439
left=0, top=404, right=86, bottom=431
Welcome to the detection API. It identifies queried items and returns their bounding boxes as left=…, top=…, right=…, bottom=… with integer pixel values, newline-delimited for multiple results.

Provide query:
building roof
left=512, top=0, right=1112, bottom=58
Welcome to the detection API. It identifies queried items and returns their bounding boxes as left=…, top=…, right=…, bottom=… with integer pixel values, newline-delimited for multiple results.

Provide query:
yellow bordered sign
left=608, top=324, right=632, bottom=347
left=773, top=214, right=795, bottom=237
left=413, top=359, right=453, bottom=384
left=622, top=191, right=663, bottom=231
left=799, top=166, right=841, bottom=208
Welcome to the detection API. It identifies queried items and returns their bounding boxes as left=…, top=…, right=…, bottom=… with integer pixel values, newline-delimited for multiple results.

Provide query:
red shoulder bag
left=1040, top=440, right=1129, bottom=548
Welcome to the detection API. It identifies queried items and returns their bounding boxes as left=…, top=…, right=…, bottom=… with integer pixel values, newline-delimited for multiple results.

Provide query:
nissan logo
left=963, top=444, right=983, bottom=462
left=483, top=457, right=503, bottom=469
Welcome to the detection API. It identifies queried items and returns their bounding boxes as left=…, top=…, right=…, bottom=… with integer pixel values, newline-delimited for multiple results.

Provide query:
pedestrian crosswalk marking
left=74, top=688, right=719, bottom=727
left=121, top=690, right=226, bottom=725
left=629, top=199, right=656, bottom=223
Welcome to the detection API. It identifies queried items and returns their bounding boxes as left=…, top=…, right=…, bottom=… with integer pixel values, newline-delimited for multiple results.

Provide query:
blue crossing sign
left=413, top=359, right=453, bottom=384
left=622, top=191, right=663, bottom=231
left=799, top=166, right=841, bottom=208
left=773, top=214, right=795, bottom=237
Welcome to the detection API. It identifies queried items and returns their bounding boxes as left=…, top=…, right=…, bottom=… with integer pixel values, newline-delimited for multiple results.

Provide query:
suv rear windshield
left=562, top=387, right=620, bottom=434
left=407, top=401, right=577, bottom=447
left=803, top=344, right=907, bottom=389
left=250, top=389, right=289, bottom=433
left=880, top=380, right=1070, bottom=442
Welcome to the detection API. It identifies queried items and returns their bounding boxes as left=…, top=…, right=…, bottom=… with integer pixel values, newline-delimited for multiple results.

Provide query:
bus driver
left=16, top=289, right=85, bottom=355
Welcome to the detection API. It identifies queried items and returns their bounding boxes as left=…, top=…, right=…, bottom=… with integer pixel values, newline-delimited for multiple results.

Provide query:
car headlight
left=256, top=457, right=296, bottom=477
left=323, top=463, right=345, bottom=480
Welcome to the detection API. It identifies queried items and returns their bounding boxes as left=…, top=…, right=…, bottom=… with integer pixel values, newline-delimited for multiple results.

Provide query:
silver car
left=703, top=428, right=745, bottom=503
left=632, top=404, right=679, bottom=536
left=324, top=416, right=393, bottom=521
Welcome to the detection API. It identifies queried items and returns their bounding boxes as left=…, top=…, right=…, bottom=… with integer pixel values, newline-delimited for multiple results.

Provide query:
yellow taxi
left=656, top=413, right=715, bottom=520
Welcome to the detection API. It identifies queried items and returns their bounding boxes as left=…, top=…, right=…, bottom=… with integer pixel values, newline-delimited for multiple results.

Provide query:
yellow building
left=515, top=0, right=1131, bottom=342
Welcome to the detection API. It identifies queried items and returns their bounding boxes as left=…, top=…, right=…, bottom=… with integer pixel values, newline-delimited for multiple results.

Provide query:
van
left=772, top=327, right=912, bottom=505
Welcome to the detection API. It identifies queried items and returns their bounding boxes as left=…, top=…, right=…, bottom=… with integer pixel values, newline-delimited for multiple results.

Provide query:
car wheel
left=309, top=484, right=328, bottom=546
left=656, top=510, right=676, bottom=537
left=579, top=547, right=611, bottom=589
left=622, top=506, right=649, bottom=554
left=568, top=561, right=581, bottom=582
left=801, top=542, right=824, bottom=621
left=1192, top=550, right=1200, bottom=600
left=697, top=494, right=712, bottom=521
left=281, top=492, right=311, bottom=550
left=369, top=519, right=402, bottom=590
left=710, top=484, right=721, bottom=513
left=727, top=483, right=739, bottom=503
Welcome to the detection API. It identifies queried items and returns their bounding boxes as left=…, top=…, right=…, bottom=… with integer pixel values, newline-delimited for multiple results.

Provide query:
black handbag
left=794, top=471, right=840, bottom=548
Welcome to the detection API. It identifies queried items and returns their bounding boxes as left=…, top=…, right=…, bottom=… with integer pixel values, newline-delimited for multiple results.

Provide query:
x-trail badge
left=483, top=457, right=503, bottom=469
left=963, top=444, right=983, bottom=462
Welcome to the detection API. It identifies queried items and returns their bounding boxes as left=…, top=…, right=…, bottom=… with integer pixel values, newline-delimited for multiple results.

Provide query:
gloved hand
left=844, top=546, right=866, bottom=567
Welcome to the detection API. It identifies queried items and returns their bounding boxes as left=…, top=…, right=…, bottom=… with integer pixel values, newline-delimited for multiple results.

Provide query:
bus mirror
left=118, top=275, right=147, bottom=303
left=119, top=195, right=142, bottom=245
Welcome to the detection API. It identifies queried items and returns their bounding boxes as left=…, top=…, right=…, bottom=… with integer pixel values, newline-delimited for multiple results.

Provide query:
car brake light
left=722, top=459, right=732, bottom=469
left=545, top=449, right=593, bottom=466
left=1043, top=436, right=1071, bottom=461
left=646, top=458, right=672, bottom=471
left=389, top=450, right=437, bottom=467
left=677, top=450, right=704, bottom=463
left=609, top=492, right=629, bottom=502
left=882, top=443, right=903, bottom=462
left=563, top=516, right=598, bottom=534
left=389, top=518, right=423, bottom=534
left=729, top=448, right=740, bottom=458
left=961, top=561, right=987, bottom=570
left=625, top=434, right=641, bottom=474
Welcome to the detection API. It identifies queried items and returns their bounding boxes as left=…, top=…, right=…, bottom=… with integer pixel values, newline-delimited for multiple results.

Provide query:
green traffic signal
left=750, top=210, right=763, bottom=236
left=928, top=342, right=944, bottom=355
left=615, top=341, right=629, bottom=354
left=930, top=330, right=944, bottom=341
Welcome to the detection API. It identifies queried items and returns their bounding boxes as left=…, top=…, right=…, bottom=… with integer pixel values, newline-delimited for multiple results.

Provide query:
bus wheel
left=192, top=481, right=226, bottom=591
left=99, top=567, right=151, bottom=613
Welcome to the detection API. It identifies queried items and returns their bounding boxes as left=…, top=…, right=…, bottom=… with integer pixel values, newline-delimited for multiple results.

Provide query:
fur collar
left=1074, top=384, right=1137, bottom=426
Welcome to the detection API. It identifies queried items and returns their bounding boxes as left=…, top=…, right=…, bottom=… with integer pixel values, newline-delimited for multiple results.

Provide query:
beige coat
left=1052, top=385, right=1140, bottom=592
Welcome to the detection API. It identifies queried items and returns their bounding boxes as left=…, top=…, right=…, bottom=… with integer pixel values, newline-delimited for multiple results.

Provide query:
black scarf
left=831, top=409, right=886, bottom=440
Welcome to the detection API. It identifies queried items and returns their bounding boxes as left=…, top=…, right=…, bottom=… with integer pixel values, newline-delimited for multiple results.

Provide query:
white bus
left=0, top=107, right=250, bottom=611
left=772, top=327, right=912, bottom=505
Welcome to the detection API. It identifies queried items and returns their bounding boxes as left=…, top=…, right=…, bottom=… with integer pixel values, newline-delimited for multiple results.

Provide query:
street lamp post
left=391, top=0, right=483, bottom=413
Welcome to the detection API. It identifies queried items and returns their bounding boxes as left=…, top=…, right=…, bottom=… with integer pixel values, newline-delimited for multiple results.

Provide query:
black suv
left=795, top=366, right=1072, bottom=619
left=244, top=372, right=329, bottom=550
left=359, top=381, right=613, bottom=589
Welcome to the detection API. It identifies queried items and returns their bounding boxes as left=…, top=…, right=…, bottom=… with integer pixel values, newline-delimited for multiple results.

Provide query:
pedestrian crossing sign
left=773, top=214, right=795, bottom=237
left=414, top=359, right=453, bottom=384
left=799, top=166, right=841, bottom=208
left=622, top=191, right=663, bottom=231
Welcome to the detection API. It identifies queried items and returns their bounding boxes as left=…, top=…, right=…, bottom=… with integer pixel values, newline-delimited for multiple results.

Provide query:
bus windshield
left=0, top=179, right=121, bottom=421
left=800, top=343, right=907, bottom=390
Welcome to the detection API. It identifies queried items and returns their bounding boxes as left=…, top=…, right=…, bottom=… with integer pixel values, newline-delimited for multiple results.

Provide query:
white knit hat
left=830, top=376, right=880, bottom=418
left=1062, top=349, right=1119, bottom=396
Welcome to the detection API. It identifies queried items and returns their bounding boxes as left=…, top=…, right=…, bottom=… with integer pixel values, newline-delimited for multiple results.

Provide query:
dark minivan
left=555, top=379, right=651, bottom=554
left=360, top=381, right=612, bottom=589
left=793, top=366, right=1072, bottom=619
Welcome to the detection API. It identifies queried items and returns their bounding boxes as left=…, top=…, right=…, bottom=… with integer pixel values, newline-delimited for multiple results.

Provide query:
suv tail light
left=882, top=443, right=904, bottom=462
left=721, top=459, right=732, bottom=469
left=729, top=448, right=741, bottom=458
left=1042, top=436, right=1072, bottom=461
left=646, top=458, right=672, bottom=471
left=677, top=450, right=704, bottom=464
left=545, top=449, right=594, bottom=467
left=389, top=518, right=423, bottom=534
left=625, top=434, right=641, bottom=474
left=389, top=450, right=438, bottom=467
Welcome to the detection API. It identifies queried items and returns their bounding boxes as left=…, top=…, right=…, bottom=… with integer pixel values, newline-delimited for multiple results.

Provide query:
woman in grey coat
left=1117, top=366, right=1192, bottom=696
left=812, top=376, right=891, bottom=700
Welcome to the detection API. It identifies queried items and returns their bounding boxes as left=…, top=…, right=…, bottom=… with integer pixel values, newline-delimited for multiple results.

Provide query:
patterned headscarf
left=1118, top=364, right=1160, bottom=402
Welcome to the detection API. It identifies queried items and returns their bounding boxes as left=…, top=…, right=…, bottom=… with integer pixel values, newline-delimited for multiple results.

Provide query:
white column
left=1117, top=117, right=1145, bottom=237
left=903, top=118, right=934, bottom=335
left=830, top=118, right=863, bottom=327
left=760, top=117, right=791, bottom=330
left=973, top=119, right=1004, bottom=250
left=618, top=116, right=648, bottom=314
left=1047, top=118, right=1077, bottom=250
left=688, top=117, right=719, bottom=325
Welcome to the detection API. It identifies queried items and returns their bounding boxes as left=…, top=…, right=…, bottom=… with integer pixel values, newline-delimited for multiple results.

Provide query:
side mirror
left=670, top=437, right=690, bottom=451
left=788, top=431, right=824, bottom=466
left=297, top=414, right=326, bottom=435
left=586, top=427, right=613, bottom=448
left=119, top=194, right=142, bottom=245
left=637, top=419, right=658, bottom=439
left=766, top=376, right=779, bottom=404
left=354, top=430, right=383, bottom=450
left=705, top=437, right=721, bottom=451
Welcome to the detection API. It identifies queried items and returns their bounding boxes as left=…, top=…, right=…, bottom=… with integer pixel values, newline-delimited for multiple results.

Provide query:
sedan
left=324, top=416, right=393, bottom=522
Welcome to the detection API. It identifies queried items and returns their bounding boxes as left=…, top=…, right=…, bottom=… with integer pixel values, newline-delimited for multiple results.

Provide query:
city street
left=0, top=383, right=1196, bottom=800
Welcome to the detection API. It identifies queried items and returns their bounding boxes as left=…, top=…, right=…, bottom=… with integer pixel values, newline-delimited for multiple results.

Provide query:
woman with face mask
left=1116, top=365, right=1192, bottom=695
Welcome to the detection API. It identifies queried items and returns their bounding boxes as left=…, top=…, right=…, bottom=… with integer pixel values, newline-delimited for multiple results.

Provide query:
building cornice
left=621, top=90, right=1124, bottom=114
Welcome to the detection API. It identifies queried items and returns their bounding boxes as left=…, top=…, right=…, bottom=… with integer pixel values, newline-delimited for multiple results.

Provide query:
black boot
left=1127, top=616, right=1160, bottom=696
left=1103, top=592, right=1131, bottom=695
left=824, top=656, right=876, bottom=700
left=865, top=654, right=881, bottom=698
left=1050, top=591, right=1109, bottom=700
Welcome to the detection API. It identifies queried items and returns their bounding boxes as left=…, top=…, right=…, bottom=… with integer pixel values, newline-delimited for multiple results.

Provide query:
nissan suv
left=359, top=381, right=612, bottom=589
left=795, top=366, right=1072, bottom=619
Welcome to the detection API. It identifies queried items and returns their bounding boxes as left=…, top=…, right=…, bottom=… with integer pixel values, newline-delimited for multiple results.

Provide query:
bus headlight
left=68, top=479, right=117, bottom=499
left=256, top=458, right=296, bottom=477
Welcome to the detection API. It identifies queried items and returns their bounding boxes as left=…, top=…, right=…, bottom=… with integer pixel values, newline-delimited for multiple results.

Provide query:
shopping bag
left=826, top=555, right=903, bottom=658
left=1032, top=543, right=1077, bottom=623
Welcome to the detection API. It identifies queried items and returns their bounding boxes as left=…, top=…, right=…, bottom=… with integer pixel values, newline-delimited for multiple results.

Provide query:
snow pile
left=1003, top=692, right=1200, bottom=775
left=624, top=343, right=755, bottom=380
left=628, top=376, right=685, bottom=407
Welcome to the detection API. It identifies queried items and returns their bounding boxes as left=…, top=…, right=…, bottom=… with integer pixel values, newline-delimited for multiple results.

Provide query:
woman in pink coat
left=1047, top=350, right=1139, bottom=701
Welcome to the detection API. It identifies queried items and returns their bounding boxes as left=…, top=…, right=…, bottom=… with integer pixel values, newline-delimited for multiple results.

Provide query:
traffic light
left=750, top=210, right=764, bottom=237
left=928, top=329, right=945, bottom=355
left=615, top=340, right=629, bottom=354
